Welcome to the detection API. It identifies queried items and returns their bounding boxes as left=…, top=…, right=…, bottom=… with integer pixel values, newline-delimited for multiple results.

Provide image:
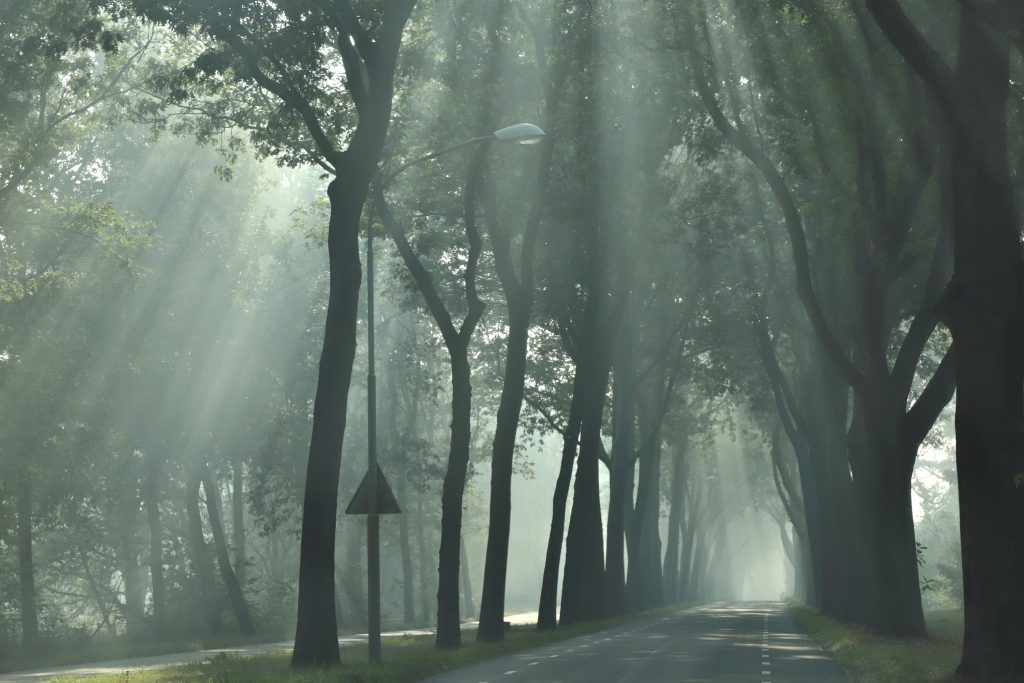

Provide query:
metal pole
left=366, top=221, right=382, bottom=662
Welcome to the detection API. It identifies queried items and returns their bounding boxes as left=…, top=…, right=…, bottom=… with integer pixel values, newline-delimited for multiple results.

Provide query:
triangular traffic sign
left=345, top=464, right=402, bottom=515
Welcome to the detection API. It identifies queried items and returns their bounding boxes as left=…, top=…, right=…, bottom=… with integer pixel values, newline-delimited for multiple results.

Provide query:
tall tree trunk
left=200, top=463, right=255, bottom=634
left=662, top=442, right=685, bottom=604
left=848, top=395, right=926, bottom=636
left=477, top=299, right=530, bottom=641
left=376, top=148, right=487, bottom=650
left=435, top=350, right=474, bottom=648
left=800, top=352, right=860, bottom=623
left=626, top=393, right=664, bottom=612
left=605, top=322, right=635, bottom=617
left=293, top=173, right=364, bottom=665
left=186, top=468, right=221, bottom=632
left=560, top=356, right=611, bottom=625
left=950, top=24, right=1024, bottom=679
left=537, top=370, right=586, bottom=630
left=143, top=452, right=165, bottom=627
left=17, top=472, right=37, bottom=650
left=947, top=14, right=1023, bottom=674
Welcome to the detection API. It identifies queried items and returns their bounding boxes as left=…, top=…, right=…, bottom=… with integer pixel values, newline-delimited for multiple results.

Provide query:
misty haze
left=1, top=1, right=1022, bottom=682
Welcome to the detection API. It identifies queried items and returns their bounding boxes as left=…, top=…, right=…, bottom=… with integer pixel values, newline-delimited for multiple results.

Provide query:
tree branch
left=374, top=185, right=459, bottom=345
left=902, top=348, right=956, bottom=451
left=686, top=10, right=865, bottom=391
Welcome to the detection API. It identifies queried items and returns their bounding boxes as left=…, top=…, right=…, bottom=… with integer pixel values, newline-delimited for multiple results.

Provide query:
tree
left=126, top=0, right=418, bottom=665
left=675, top=0, right=955, bottom=635
left=866, top=0, right=1024, bottom=674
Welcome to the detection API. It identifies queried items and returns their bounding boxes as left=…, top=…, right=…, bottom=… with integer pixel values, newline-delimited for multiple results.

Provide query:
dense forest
left=1, top=0, right=1022, bottom=680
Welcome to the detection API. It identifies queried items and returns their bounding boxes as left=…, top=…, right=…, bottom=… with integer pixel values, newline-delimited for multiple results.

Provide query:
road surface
left=0, top=603, right=846, bottom=682
left=422, top=602, right=848, bottom=683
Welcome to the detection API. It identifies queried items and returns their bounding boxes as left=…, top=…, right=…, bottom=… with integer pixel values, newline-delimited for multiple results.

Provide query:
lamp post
left=350, top=123, right=546, bottom=663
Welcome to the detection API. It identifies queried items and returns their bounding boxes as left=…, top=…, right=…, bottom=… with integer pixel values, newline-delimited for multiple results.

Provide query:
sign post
left=346, top=218, right=400, bottom=663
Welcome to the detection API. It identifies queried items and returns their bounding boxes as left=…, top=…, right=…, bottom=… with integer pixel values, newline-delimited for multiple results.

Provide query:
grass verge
left=54, top=607, right=684, bottom=683
left=791, top=605, right=963, bottom=683
left=0, top=631, right=293, bottom=675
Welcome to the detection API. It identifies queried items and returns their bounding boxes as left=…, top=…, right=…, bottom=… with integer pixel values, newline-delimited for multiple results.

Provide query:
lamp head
left=492, top=123, right=546, bottom=144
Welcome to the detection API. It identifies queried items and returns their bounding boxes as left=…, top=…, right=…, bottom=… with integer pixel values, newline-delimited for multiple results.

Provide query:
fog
left=1, top=0, right=1020, bottom=679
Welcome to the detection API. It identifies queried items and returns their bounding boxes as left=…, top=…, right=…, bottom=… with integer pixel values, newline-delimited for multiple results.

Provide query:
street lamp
left=380, top=122, right=547, bottom=189
left=348, top=123, right=546, bottom=664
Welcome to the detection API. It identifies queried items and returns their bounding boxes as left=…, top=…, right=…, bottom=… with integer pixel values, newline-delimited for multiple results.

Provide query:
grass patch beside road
left=57, top=607, right=683, bottom=683
left=792, top=605, right=962, bottom=683
left=0, top=631, right=290, bottom=675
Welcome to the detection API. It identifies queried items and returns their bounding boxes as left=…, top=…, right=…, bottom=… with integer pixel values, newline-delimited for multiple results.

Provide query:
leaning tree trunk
left=537, top=370, right=586, bottom=630
left=201, top=463, right=255, bottom=634
left=186, top=468, right=222, bottom=632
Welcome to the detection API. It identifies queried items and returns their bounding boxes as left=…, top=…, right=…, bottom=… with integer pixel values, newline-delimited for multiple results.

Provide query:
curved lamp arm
left=380, top=122, right=546, bottom=190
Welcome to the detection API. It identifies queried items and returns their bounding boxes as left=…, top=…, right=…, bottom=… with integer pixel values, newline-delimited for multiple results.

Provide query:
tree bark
left=435, top=350, right=474, bottom=648
left=291, top=0, right=417, bottom=665
left=376, top=146, right=488, bottom=650
left=200, top=463, right=255, bottom=634
left=626, top=392, right=664, bottom=612
left=186, top=468, right=222, bottom=632
left=862, top=6, right=1024, bottom=671
left=560, top=352, right=612, bottom=625
left=477, top=298, right=530, bottom=640
left=947, top=19, right=1024, bottom=677
left=662, top=442, right=685, bottom=604
left=605, top=320, right=635, bottom=617
left=537, top=369, right=585, bottom=630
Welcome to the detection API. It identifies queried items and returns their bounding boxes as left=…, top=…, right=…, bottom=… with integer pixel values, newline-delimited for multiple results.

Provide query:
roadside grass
left=792, top=605, right=963, bottom=683
left=0, top=630, right=292, bottom=675
left=52, top=606, right=684, bottom=683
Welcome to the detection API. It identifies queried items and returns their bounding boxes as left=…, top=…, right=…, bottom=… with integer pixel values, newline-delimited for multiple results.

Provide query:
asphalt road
left=0, top=603, right=846, bottom=682
left=421, top=602, right=848, bottom=683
